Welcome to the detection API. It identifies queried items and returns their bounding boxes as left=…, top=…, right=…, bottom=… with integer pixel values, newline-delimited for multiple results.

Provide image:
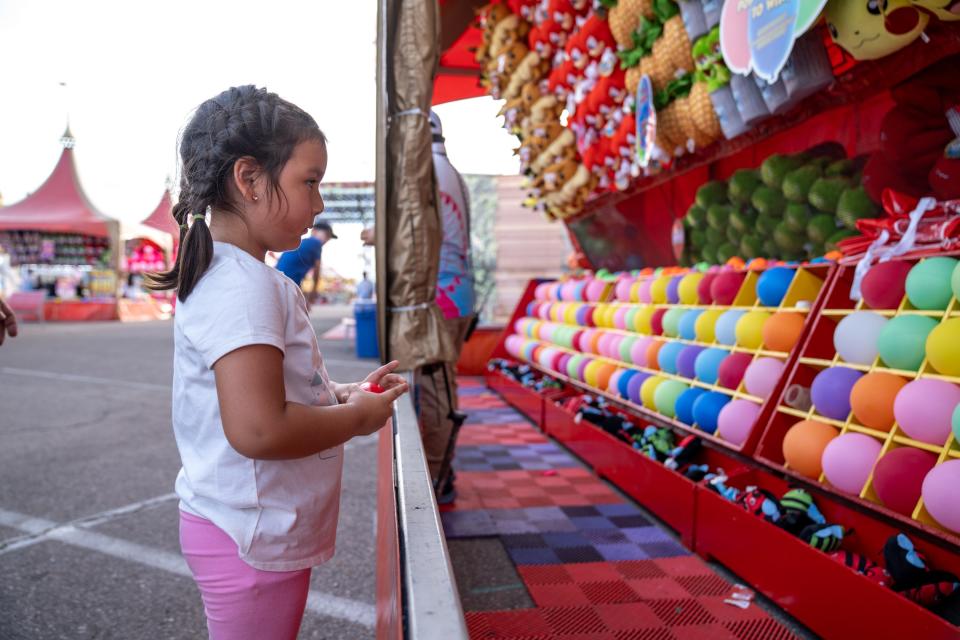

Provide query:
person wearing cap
left=276, top=221, right=338, bottom=306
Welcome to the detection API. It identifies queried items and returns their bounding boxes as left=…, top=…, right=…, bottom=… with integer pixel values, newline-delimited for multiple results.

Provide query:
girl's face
left=257, top=139, right=328, bottom=252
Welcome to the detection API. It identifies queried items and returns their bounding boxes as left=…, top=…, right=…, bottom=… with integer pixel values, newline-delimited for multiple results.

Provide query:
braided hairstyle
left=148, top=86, right=326, bottom=301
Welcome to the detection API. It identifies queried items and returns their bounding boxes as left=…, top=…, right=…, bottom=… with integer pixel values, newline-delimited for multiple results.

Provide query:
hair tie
left=192, top=214, right=206, bottom=222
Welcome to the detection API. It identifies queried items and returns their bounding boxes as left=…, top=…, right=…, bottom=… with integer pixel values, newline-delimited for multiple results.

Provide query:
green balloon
left=619, top=336, right=637, bottom=364
left=654, top=380, right=689, bottom=418
left=567, top=354, right=584, bottom=379
left=662, top=308, right=686, bottom=337
left=654, top=267, right=665, bottom=277
left=952, top=261, right=960, bottom=302
left=696, top=262, right=710, bottom=272
left=905, top=257, right=959, bottom=310
left=877, top=314, right=938, bottom=371
left=953, top=403, right=960, bottom=442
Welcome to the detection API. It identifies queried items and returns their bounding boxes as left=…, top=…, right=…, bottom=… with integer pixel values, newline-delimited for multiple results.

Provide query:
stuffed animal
left=824, top=0, right=929, bottom=60
left=487, top=41, right=530, bottom=99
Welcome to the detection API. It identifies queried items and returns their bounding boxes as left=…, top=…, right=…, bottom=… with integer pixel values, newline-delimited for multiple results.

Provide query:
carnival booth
left=376, top=1, right=960, bottom=639
left=0, top=129, right=173, bottom=321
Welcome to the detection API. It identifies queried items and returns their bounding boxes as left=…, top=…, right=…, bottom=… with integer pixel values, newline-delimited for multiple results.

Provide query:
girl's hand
left=346, top=383, right=409, bottom=435
left=363, top=360, right=407, bottom=392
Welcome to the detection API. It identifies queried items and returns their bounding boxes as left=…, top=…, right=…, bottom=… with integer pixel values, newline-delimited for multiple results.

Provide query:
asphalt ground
left=0, top=306, right=382, bottom=640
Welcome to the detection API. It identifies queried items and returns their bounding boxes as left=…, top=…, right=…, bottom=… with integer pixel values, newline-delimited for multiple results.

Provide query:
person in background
left=419, top=110, right=476, bottom=503
left=275, top=221, right=337, bottom=307
left=356, top=271, right=374, bottom=301
left=0, top=294, right=17, bottom=346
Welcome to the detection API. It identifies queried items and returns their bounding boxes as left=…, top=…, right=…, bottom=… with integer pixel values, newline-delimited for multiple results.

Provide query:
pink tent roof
left=141, top=189, right=179, bottom=244
left=0, top=128, right=117, bottom=238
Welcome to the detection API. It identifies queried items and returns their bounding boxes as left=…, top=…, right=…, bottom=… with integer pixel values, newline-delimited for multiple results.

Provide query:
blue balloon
left=677, top=346, right=706, bottom=379
left=627, top=372, right=651, bottom=405
left=617, top=369, right=640, bottom=399
left=657, top=342, right=686, bottom=375
left=679, top=310, right=703, bottom=340
left=575, top=306, right=590, bottom=327
left=756, top=267, right=795, bottom=307
left=526, top=301, right=538, bottom=317
left=572, top=281, right=587, bottom=302
left=692, top=391, right=732, bottom=434
left=715, top=310, right=746, bottom=346
left=694, top=348, right=729, bottom=384
left=675, top=387, right=707, bottom=425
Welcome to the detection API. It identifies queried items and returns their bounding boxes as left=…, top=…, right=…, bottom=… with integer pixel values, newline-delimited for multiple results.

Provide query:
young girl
left=150, top=85, right=407, bottom=640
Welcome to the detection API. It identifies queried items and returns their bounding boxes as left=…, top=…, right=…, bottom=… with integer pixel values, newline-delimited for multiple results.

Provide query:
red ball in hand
left=360, top=382, right=385, bottom=393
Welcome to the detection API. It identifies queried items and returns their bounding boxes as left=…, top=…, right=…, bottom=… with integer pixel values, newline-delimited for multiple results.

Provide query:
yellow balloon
left=594, top=304, right=608, bottom=328
left=634, top=306, right=655, bottom=334
left=678, top=273, right=704, bottom=305
left=583, top=360, right=604, bottom=388
left=629, top=281, right=643, bottom=303
left=651, top=276, right=671, bottom=304
left=563, top=304, right=579, bottom=326
left=695, top=309, right=724, bottom=343
left=736, top=311, right=772, bottom=349
left=926, top=318, right=960, bottom=376
left=641, top=375, right=665, bottom=409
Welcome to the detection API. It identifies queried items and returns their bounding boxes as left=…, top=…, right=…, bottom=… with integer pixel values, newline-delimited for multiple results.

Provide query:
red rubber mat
left=448, top=379, right=799, bottom=640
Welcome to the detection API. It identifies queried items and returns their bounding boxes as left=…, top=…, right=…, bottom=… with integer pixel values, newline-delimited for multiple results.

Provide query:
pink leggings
left=179, top=510, right=311, bottom=640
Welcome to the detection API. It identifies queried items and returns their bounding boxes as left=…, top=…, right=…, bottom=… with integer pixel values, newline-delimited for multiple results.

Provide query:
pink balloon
left=608, top=335, right=626, bottom=359
left=560, top=280, right=579, bottom=301
left=505, top=335, right=524, bottom=359
left=586, top=279, right=607, bottom=302
left=631, top=337, right=653, bottom=366
left=720, top=0, right=751, bottom=72
left=614, top=306, right=631, bottom=330
left=717, top=400, right=762, bottom=446
left=615, top=278, right=634, bottom=302
left=598, top=333, right=616, bottom=358
left=637, top=279, right=653, bottom=303
left=922, top=460, right=960, bottom=533
left=743, top=358, right=785, bottom=399
left=894, top=379, right=960, bottom=445
left=535, top=283, right=549, bottom=300
left=822, top=433, right=883, bottom=495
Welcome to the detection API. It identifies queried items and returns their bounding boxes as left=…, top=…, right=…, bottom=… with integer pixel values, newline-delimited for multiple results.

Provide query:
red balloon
left=572, top=330, right=586, bottom=351
left=711, top=272, right=746, bottom=306
left=651, top=308, right=667, bottom=335
left=718, top=352, right=753, bottom=389
left=583, top=307, right=596, bottom=327
left=861, top=261, right=912, bottom=310
left=873, top=447, right=937, bottom=516
left=697, top=273, right=717, bottom=304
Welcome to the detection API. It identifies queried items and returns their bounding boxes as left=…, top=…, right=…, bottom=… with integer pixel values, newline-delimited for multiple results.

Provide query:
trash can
left=354, top=301, right=380, bottom=359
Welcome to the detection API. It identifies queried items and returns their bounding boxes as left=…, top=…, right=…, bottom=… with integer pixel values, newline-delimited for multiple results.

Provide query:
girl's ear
left=232, top=156, right=264, bottom=203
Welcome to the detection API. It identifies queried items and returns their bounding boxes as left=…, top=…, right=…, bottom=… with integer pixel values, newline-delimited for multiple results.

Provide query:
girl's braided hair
left=148, top=85, right=325, bottom=301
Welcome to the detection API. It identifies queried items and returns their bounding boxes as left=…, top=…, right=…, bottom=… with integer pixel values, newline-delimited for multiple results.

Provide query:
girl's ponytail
left=146, top=183, right=215, bottom=301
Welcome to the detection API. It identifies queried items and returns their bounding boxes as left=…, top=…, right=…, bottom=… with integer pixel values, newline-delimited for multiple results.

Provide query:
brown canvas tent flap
left=377, top=0, right=456, bottom=370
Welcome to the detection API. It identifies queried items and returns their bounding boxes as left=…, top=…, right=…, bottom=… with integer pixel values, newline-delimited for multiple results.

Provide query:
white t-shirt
left=172, top=241, right=344, bottom=571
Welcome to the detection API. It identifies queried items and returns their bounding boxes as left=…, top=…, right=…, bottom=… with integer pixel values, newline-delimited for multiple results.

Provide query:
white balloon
left=833, top=311, right=887, bottom=365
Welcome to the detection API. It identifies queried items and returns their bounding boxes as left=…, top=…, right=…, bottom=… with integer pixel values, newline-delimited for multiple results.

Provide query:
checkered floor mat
left=446, top=378, right=798, bottom=640
left=441, top=468, right=624, bottom=511
left=456, top=423, right=549, bottom=446
left=453, top=442, right=579, bottom=472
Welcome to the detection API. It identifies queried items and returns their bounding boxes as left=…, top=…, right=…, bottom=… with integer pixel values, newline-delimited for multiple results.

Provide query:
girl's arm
left=214, top=345, right=408, bottom=460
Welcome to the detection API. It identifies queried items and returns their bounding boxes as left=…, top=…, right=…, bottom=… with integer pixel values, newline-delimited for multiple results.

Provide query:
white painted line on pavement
left=0, top=367, right=170, bottom=392
left=0, top=506, right=375, bottom=628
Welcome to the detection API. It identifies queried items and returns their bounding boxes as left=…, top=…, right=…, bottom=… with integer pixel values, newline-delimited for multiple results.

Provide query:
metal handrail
left=392, top=373, right=467, bottom=639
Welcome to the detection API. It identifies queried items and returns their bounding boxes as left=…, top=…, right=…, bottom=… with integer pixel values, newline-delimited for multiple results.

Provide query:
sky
left=0, top=0, right=520, bottom=227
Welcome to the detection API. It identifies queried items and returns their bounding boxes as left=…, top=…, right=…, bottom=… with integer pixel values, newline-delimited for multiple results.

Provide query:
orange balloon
left=647, top=340, right=665, bottom=370
left=850, top=372, right=908, bottom=431
left=783, top=420, right=839, bottom=479
left=588, top=331, right=604, bottom=355
left=763, top=312, right=806, bottom=352
left=595, top=363, right=617, bottom=391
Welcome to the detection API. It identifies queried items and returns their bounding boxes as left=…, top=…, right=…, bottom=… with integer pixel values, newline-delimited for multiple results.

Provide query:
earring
left=253, top=195, right=259, bottom=201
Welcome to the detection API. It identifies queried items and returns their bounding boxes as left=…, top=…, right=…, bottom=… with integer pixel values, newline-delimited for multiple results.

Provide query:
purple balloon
left=667, top=275, right=683, bottom=304
left=676, top=346, right=706, bottom=379
left=627, top=372, right=651, bottom=404
left=811, top=367, right=863, bottom=421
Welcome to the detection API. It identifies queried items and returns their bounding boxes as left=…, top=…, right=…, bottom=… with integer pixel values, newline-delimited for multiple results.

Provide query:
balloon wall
left=505, top=262, right=829, bottom=453
left=754, top=255, right=960, bottom=537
